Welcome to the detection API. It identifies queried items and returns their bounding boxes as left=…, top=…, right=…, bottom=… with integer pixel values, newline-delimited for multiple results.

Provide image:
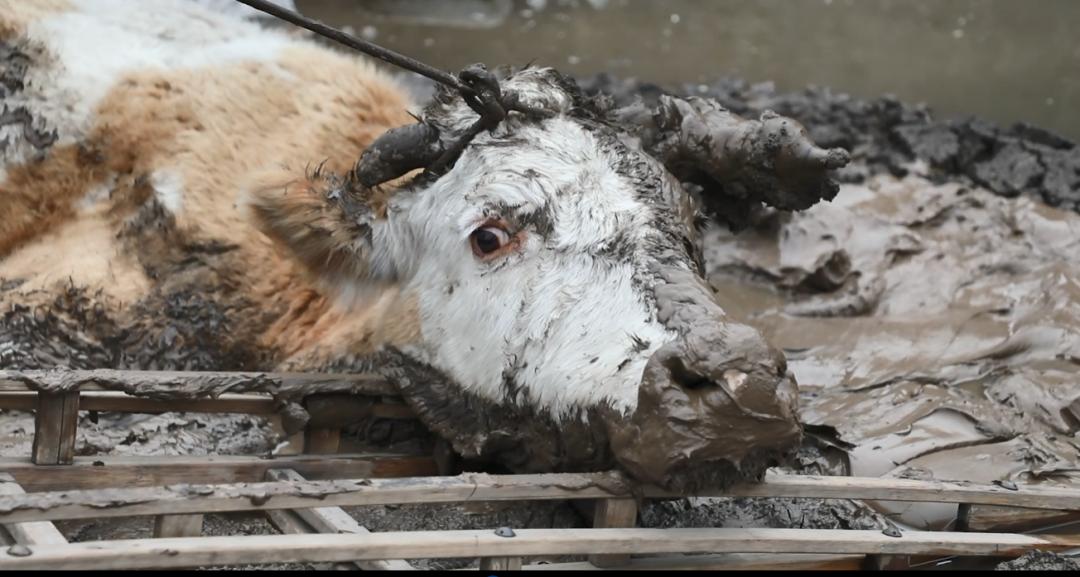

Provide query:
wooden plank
left=274, top=430, right=307, bottom=457
left=265, top=508, right=313, bottom=536
left=0, top=528, right=1077, bottom=570
left=304, top=394, right=375, bottom=428
left=31, top=392, right=79, bottom=465
left=0, top=471, right=628, bottom=523
left=0, top=394, right=34, bottom=412
left=480, top=557, right=522, bottom=570
left=82, top=392, right=275, bottom=415
left=524, top=553, right=867, bottom=571
left=266, top=510, right=384, bottom=571
left=1, top=470, right=1078, bottom=525
left=955, top=503, right=972, bottom=532
left=0, top=475, right=66, bottom=546
left=0, top=392, right=275, bottom=414
left=0, top=369, right=395, bottom=397
left=589, top=499, right=637, bottom=567
left=0, top=453, right=436, bottom=493
left=263, top=510, right=355, bottom=570
left=968, top=505, right=1080, bottom=533
left=303, top=428, right=341, bottom=455
left=0, top=392, right=415, bottom=420
left=713, top=473, right=1080, bottom=511
left=265, top=469, right=413, bottom=571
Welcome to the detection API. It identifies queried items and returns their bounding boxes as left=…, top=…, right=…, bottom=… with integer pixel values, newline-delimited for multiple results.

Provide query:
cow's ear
left=246, top=167, right=394, bottom=293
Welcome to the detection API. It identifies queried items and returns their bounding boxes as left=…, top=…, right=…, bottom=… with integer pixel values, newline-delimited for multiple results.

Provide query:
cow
left=0, top=0, right=847, bottom=490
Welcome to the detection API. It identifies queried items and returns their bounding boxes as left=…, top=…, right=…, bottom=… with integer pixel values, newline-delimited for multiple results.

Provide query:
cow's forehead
left=455, top=118, right=662, bottom=251
left=425, top=67, right=580, bottom=135
left=416, top=66, right=702, bottom=268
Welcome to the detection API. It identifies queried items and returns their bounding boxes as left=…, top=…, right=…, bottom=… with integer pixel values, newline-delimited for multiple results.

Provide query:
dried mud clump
left=582, top=74, right=1080, bottom=213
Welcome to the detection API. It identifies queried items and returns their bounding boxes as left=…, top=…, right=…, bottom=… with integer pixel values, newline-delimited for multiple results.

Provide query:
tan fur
left=0, top=0, right=70, bottom=39
left=247, top=168, right=373, bottom=288
left=270, top=288, right=422, bottom=370
left=0, top=24, right=422, bottom=364
left=1, top=200, right=151, bottom=306
left=0, top=145, right=110, bottom=258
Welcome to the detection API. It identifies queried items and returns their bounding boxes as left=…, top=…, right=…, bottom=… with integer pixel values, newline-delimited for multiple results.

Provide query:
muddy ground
left=2, top=53, right=1079, bottom=573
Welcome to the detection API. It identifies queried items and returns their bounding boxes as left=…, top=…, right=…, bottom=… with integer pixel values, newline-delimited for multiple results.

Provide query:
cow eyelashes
left=470, top=225, right=511, bottom=259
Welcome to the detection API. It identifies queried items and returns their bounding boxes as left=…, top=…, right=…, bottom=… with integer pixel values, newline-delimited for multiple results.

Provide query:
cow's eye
left=470, top=225, right=511, bottom=258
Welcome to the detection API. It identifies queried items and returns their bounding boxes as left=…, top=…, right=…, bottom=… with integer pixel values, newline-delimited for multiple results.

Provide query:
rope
left=234, top=0, right=472, bottom=95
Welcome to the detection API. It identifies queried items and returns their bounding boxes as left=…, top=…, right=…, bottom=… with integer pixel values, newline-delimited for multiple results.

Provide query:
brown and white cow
left=0, top=0, right=847, bottom=489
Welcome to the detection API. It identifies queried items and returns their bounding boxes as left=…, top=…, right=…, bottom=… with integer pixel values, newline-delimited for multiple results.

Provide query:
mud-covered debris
left=700, top=170, right=1080, bottom=529
left=995, top=550, right=1080, bottom=571
left=639, top=469, right=891, bottom=534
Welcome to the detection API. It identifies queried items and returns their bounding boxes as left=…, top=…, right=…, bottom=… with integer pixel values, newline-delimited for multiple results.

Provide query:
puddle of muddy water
left=295, top=0, right=1080, bottom=140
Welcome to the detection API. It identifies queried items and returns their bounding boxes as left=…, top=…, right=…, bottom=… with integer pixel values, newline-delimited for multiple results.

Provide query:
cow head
left=251, top=67, right=845, bottom=490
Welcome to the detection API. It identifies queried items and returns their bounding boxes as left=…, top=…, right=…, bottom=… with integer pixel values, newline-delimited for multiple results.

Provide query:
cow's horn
left=353, top=122, right=444, bottom=188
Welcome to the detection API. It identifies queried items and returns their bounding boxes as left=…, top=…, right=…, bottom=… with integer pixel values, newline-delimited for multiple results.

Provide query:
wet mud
left=585, top=75, right=1080, bottom=536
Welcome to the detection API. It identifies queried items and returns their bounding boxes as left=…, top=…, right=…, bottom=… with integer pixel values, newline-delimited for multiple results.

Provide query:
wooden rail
left=0, top=369, right=396, bottom=396
left=523, top=553, right=867, bottom=571
left=0, top=528, right=1077, bottom=570
left=0, top=454, right=438, bottom=492
left=0, top=475, right=66, bottom=547
left=0, top=391, right=414, bottom=419
left=0, top=368, right=1078, bottom=570
left=0, top=369, right=426, bottom=491
left=264, top=469, right=414, bottom=571
left=0, top=471, right=1077, bottom=524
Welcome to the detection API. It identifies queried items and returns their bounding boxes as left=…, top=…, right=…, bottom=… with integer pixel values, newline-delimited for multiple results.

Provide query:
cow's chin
left=365, top=345, right=801, bottom=491
left=601, top=341, right=804, bottom=492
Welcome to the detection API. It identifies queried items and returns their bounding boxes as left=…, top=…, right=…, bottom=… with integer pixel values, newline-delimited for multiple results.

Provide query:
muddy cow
left=0, top=0, right=847, bottom=489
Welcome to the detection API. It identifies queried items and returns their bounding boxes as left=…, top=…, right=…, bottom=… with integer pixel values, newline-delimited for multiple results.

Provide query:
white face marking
left=379, top=116, right=678, bottom=418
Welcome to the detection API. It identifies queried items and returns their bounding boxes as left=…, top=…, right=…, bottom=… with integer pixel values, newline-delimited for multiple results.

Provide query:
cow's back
left=0, top=0, right=416, bottom=370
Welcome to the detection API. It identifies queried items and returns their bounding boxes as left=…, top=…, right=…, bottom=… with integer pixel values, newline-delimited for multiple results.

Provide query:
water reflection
left=296, top=0, right=1080, bottom=140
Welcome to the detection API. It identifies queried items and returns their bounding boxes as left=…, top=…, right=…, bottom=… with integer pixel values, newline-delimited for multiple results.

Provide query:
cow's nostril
left=664, top=357, right=713, bottom=390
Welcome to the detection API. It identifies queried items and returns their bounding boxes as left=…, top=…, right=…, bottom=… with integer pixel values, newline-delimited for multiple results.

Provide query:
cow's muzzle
left=605, top=266, right=803, bottom=491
